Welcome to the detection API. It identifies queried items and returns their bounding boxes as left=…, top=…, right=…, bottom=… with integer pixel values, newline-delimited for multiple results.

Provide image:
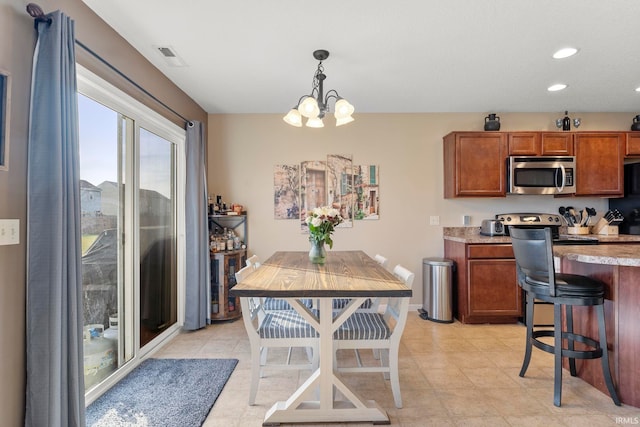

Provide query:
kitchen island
left=552, top=244, right=640, bottom=408
left=444, top=227, right=640, bottom=408
left=443, top=227, right=640, bottom=324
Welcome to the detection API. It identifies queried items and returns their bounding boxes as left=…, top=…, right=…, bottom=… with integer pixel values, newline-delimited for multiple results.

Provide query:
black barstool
left=510, top=227, right=621, bottom=407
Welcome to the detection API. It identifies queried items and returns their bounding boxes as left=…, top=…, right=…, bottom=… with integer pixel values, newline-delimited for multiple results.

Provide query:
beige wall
left=207, top=112, right=631, bottom=306
left=0, top=2, right=32, bottom=424
left=0, top=0, right=206, bottom=425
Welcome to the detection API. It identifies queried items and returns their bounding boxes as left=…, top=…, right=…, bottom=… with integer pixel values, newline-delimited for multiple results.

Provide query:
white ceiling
left=81, top=0, right=640, bottom=115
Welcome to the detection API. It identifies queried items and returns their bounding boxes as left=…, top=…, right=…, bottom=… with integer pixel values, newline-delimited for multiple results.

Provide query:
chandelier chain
left=311, top=62, right=324, bottom=94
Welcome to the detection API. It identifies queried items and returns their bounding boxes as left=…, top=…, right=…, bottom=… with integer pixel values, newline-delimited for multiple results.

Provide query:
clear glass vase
left=308, top=240, right=327, bottom=265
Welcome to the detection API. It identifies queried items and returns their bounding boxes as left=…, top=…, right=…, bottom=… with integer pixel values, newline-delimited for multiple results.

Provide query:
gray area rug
left=86, top=358, right=238, bottom=427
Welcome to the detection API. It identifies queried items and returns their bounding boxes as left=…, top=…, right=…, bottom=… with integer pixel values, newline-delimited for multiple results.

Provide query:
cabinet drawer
left=467, top=244, right=514, bottom=259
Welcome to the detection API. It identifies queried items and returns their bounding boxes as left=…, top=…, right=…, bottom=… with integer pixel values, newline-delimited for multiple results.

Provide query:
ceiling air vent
left=155, top=46, right=186, bottom=67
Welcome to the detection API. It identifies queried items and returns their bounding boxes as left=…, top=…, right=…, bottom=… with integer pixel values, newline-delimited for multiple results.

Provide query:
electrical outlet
left=0, top=219, right=19, bottom=245
left=429, top=215, right=440, bottom=226
left=463, top=215, right=471, bottom=225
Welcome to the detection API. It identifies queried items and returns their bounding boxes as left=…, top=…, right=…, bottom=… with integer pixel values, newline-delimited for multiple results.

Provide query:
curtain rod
left=26, top=3, right=194, bottom=128
left=75, top=41, right=193, bottom=127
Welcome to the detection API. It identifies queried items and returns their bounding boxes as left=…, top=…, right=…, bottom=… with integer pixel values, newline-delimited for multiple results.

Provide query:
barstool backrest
left=509, top=227, right=557, bottom=297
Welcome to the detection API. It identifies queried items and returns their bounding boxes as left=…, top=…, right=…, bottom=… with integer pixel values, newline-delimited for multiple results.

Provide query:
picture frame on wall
left=0, top=69, right=11, bottom=171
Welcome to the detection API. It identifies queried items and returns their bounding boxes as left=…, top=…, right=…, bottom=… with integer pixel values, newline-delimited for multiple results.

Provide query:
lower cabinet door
left=467, top=259, right=522, bottom=317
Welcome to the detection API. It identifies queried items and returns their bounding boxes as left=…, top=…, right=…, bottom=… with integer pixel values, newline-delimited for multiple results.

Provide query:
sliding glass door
left=139, top=128, right=177, bottom=346
left=78, top=94, right=129, bottom=391
left=77, top=66, right=185, bottom=402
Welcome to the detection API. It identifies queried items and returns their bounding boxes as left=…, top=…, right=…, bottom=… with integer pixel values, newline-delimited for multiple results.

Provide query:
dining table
left=229, top=250, right=412, bottom=425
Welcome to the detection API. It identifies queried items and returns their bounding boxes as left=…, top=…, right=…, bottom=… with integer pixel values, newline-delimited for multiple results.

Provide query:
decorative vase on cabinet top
left=631, top=115, right=640, bottom=131
left=484, top=113, right=501, bottom=131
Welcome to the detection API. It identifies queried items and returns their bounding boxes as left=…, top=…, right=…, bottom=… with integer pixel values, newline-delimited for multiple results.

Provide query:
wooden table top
left=229, top=250, right=413, bottom=298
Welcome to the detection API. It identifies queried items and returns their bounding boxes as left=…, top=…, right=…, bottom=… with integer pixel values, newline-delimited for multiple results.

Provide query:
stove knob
left=506, top=217, right=511, bottom=222
left=555, top=217, right=560, bottom=222
left=548, top=216, right=553, bottom=222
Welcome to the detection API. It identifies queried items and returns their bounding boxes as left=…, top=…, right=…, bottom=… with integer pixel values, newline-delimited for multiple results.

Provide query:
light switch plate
left=0, top=219, right=19, bottom=245
left=429, top=216, right=440, bottom=226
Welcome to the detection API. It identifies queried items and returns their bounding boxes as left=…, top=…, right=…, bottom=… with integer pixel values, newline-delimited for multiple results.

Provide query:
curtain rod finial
left=26, top=3, right=45, bottom=18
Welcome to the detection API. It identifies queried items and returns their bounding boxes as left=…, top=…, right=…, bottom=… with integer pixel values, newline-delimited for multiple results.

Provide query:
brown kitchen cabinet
left=626, top=133, right=640, bottom=157
left=508, top=132, right=540, bottom=155
left=444, top=240, right=522, bottom=324
left=574, top=132, right=625, bottom=197
left=508, top=132, right=573, bottom=156
left=540, top=133, right=574, bottom=155
left=443, top=132, right=508, bottom=198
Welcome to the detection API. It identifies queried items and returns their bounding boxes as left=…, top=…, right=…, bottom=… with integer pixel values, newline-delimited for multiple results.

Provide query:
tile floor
left=154, top=311, right=639, bottom=426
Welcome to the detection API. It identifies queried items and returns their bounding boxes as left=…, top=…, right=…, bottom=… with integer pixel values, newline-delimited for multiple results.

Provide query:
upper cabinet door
left=540, top=133, right=574, bottom=155
left=574, top=133, right=624, bottom=196
left=508, top=132, right=540, bottom=155
left=626, top=133, right=640, bottom=157
left=444, top=132, right=507, bottom=198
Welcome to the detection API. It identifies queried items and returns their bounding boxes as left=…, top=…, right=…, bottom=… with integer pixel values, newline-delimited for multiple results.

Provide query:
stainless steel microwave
left=507, top=156, right=576, bottom=195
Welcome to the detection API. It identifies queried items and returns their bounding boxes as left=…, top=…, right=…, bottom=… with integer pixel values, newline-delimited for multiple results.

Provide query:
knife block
left=592, top=218, right=618, bottom=235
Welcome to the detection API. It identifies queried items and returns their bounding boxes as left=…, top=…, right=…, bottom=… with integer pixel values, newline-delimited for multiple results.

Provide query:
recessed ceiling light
left=553, top=47, right=579, bottom=59
left=635, top=86, right=640, bottom=92
left=548, top=84, right=568, bottom=92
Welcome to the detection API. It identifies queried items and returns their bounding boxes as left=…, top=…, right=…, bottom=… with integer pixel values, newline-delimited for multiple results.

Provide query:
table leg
left=262, top=297, right=390, bottom=425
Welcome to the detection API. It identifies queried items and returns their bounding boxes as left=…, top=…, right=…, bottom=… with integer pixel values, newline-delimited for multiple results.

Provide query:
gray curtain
left=26, top=11, right=85, bottom=427
left=184, top=120, right=210, bottom=330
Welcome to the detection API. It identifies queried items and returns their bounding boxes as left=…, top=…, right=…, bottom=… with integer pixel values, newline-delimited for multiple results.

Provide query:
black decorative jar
left=631, top=115, right=640, bottom=131
left=484, top=113, right=501, bottom=131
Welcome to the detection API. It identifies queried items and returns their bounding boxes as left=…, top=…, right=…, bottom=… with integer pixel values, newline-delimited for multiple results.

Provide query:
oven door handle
left=556, top=164, right=566, bottom=193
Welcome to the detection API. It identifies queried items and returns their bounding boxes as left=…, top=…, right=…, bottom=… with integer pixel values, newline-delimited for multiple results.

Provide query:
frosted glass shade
left=334, top=98, right=355, bottom=119
left=298, top=97, right=320, bottom=118
left=335, top=115, right=355, bottom=126
left=283, top=109, right=302, bottom=127
left=306, top=117, right=324, bottom=128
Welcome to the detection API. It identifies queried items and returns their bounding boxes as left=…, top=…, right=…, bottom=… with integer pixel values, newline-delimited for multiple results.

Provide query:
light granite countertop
left=552, top=244, right=640, bottom=267
left=443, top=226, right=640, bottom=244
left=443, top=227, right=640, bottom=266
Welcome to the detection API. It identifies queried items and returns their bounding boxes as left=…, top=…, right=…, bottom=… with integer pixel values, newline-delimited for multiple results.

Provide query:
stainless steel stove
left=495, top=212, right=599, bottom=245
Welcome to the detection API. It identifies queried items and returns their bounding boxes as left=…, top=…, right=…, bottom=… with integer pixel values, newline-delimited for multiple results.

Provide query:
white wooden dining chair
left=245, top=254, right=261, bottom=269
left=243, top=255, right=313, bottom=366
left=333, top=263, right=415, bottom=408
left=236, top=265, right=319, bottom=405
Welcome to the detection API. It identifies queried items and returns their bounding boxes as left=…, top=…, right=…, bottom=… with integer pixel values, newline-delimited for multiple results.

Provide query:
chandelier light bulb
left=298, top=97, right=320, bottom=119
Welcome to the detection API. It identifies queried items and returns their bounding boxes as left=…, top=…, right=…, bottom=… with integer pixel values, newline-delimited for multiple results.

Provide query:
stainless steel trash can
left=419, top=258, right=454, bottom=323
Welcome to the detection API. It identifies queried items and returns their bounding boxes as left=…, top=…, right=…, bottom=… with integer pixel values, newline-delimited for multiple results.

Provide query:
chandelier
left=283, top=50, right=355, bottom=128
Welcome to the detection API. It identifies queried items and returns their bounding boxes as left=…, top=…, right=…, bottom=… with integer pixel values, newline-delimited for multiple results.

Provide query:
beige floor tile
left=461, top=366, right=521, bottom=389
left=423, top=366, right=476, bottom=389
left=436, top=388, right=503, bottom=417
left=142, top=313, right=637, bottom=426
left=451, top=416, right=510, bottom=427
left=503, top=415, right=569, bottom=426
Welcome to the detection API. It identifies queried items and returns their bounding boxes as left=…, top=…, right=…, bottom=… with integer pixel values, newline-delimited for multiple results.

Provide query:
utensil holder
left=567, top=226, right=590, bottom=235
